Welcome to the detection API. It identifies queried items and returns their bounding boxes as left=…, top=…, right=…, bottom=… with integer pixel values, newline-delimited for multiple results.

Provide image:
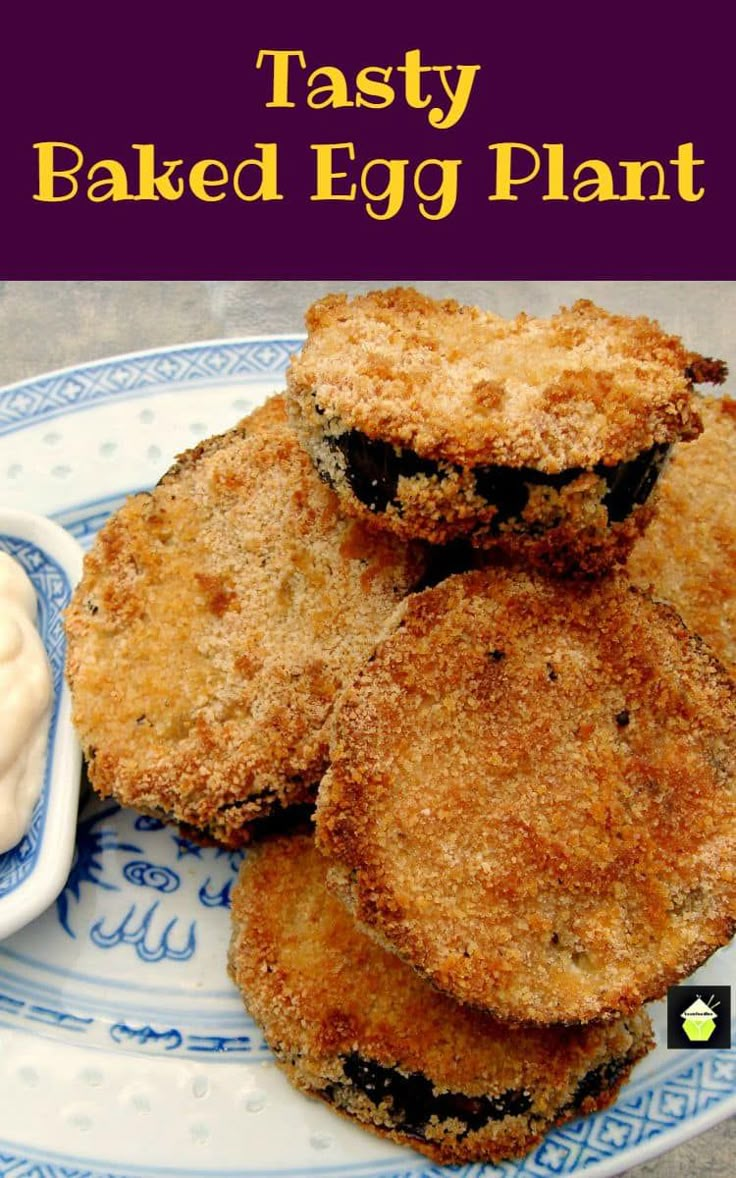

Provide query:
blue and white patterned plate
left=0, top=508, right=83, bottom=940
left=0, top=340, right=733, bottom=1178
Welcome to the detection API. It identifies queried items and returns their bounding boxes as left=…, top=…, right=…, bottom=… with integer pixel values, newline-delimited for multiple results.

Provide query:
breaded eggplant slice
left=316, top=568, right=736, bottom=1025
left=630, top=395, right=736, bottom=676
left=65, top=396, right=425, bottom=848
left=287, top=288, right=724, bottom=573
left=229, top=833, right=653, bottom=1166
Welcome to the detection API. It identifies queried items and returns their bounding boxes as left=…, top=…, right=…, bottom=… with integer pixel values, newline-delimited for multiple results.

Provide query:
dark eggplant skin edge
left=323, top=425, right=671, bottom=528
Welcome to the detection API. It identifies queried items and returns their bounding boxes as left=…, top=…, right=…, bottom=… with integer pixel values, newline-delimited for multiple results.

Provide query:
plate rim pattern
left=0, top=339, right=733, bottom=1178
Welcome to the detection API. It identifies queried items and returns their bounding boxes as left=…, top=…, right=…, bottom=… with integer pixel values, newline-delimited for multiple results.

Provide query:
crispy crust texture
left=630, top=396, right=736, bottom=676
left=316, top=569, right=736, bottom=1025
left=470, top=492, right=654, bottom=576
left=229, top=833, right=653, bottom=1166
left=287, top=288, right=711, bottom=471
left=296, top=417, right=659, bottom=568
left=64, top=396, right=425, bottom=848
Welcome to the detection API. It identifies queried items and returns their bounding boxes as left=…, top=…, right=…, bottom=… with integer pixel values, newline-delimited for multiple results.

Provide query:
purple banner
left=1, top=4, right=732, bottom=277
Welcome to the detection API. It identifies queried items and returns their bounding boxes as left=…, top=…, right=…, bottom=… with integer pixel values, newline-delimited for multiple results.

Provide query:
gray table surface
left=1, top=281, right=734, bottom=1178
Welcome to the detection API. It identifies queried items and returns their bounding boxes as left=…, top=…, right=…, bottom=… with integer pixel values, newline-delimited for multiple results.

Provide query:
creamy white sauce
left=0, top=553, right=52, bottom=853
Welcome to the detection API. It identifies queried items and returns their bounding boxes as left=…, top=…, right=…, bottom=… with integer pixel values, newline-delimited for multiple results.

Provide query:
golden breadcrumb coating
left=469, top=487, right=654, bottom=577
left=65, top=396, right=425, bottom=847
left=236, top=394, right=290, bottom=433
left=291, top=410, right=665, bottom=568
left=630, top=396, right=736, bottom=676
left=316, top=568, right=736, bottom=1025
left=229, top=833, right=653, bottom=1166
left=288, top=287, right=708, bottom=470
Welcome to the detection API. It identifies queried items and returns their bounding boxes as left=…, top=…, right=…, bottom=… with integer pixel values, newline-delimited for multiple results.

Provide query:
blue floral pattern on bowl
left=0, top=533, right=75, bottom=899
left=0, top=340, right=732, bottom=1178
